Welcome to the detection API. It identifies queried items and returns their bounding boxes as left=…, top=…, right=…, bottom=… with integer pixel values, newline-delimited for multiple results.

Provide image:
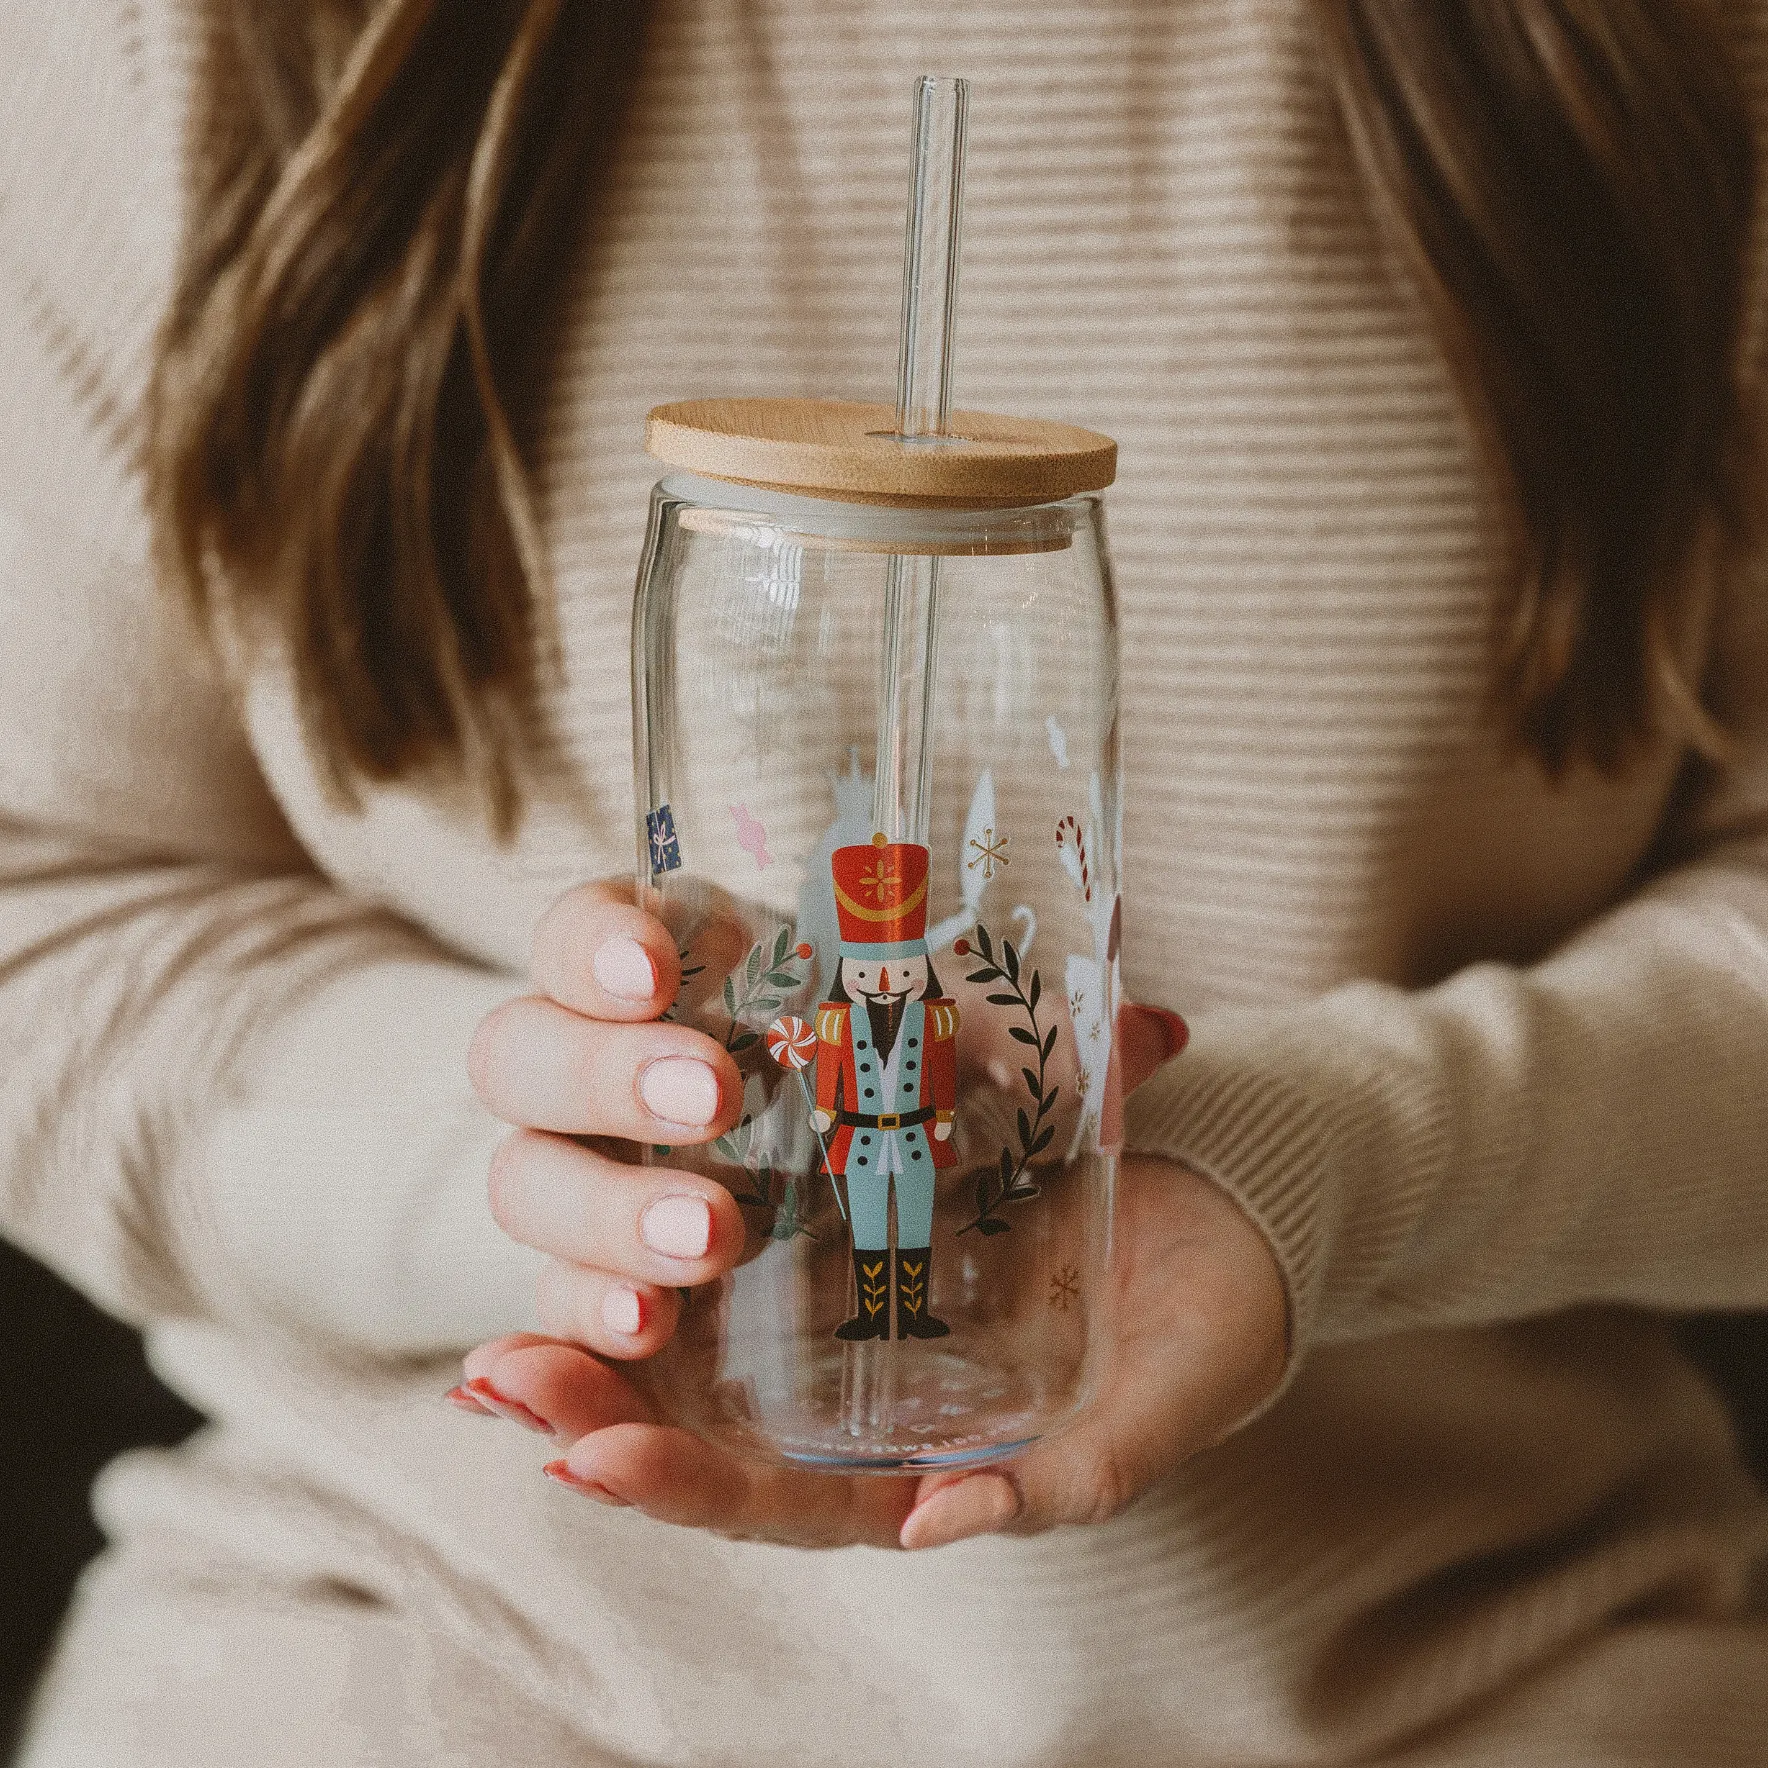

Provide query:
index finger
left=531, top=880, right=681, bottom=1021
left=469, top=1342, right=919, bottom=1548
left=558, top=1421, right=920, bottom=1549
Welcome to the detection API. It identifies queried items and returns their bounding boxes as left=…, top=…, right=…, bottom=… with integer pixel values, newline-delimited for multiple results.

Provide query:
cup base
left=778, top=1436, right=1040, bottom=1473
left=654, top=1335, right=1088, bottom=1471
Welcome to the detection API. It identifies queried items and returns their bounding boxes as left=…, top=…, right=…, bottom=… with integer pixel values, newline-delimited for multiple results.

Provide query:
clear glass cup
left=631, top=471, right=1123, bottom=1469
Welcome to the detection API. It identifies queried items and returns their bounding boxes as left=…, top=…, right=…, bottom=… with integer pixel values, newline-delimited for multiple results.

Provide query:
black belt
left=836, top=1106, right=936, bottom=1132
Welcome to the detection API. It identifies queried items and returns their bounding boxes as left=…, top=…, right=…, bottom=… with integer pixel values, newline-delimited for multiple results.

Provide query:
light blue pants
left=845, top=1123, right=936, bottom=1248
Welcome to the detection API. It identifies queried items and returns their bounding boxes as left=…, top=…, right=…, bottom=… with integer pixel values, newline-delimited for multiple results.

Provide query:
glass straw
left=849, top=76, right=968, bottom=1435
left=894, top=75, right=968, bottom=440
left=871, top=75, right=968, bottom=846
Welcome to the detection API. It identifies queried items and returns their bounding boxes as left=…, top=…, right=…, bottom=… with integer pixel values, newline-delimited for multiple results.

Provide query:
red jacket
left=813, top=997, right=960, bottom=1173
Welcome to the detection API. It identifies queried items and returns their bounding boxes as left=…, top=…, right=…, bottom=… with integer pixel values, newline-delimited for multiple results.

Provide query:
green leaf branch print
left=718, top=1108, right=816, bottom=1242
left=721, top=924, right=814, bottom=1054
left=957, top=920, right=1059, bottom=1236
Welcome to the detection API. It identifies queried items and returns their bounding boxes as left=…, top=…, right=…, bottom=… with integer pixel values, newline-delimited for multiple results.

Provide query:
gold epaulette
left=927, top=1000, right=960, bottom=1041
left=816, top=1004, right=849, bottom=1043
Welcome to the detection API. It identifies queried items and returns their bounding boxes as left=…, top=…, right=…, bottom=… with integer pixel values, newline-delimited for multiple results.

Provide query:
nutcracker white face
left=839, top=955, right=930, bottom=1005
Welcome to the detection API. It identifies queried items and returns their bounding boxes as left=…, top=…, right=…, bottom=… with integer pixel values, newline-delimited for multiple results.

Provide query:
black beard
left=865, top=994, right=905, bottom=1062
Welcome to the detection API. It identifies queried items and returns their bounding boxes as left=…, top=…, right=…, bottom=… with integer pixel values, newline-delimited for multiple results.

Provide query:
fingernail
left=600, top=1285, right=644, bottom=1336
left=1150, top=1007, right=1189, bottom=1059
left=593, top=935, right=657, bottom=1002
left=639, top=1056, right=721, bottom=1128
left=641, top=1193, right=712, bottom=1260
left=464, top=1377, right=553, bottom=1436
left=900, top=1473, right=1023, bottom=1551
left=444, top=1384, right=496, bottom=1418
left=544, top=1460, right=632, bottom=1506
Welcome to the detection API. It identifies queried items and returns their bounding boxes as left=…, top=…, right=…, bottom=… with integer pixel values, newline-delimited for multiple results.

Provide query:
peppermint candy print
left=766, top=1015, right=817, bottom=1071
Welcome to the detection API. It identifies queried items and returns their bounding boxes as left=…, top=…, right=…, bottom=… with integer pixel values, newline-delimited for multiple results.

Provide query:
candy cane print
left=1056, top=814, right=1091, bottom=902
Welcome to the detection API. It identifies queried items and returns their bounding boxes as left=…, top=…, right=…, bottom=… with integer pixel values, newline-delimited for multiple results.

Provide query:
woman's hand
left=465, top=882, right=750, bottom=1362
left=460, top=880, right=1288, bottom=1550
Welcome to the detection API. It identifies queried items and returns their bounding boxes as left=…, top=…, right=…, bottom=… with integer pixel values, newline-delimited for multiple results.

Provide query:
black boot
left=835, top=1248, right=891, bottom=1340
left=894, top=1247, right=950, bottom=1339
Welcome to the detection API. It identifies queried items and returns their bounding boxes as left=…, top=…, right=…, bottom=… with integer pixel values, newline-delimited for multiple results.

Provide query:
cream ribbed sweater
left=6, top=2, right=1768, bottom=1763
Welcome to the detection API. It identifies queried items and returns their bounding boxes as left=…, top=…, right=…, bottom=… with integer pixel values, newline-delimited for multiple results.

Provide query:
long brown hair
left=148, top=0, right=1758, bottom=828
left=149, top=0, right=644, bottom=830
left=1316, top=0, right=1758, bottom=771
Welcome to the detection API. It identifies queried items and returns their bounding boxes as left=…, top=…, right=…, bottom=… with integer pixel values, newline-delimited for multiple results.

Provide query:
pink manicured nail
left=444, top=1384, right=496, bottom=1417
left=641, top=1193, right=712, bottom=1259
left=601, top=1285, right=644, bottom=1336
left=639, top=1056, right=721, bottom=1127
left=593, top=935, right=658, bottom=1002
left=464, top=1377, right=553, bottom=1436
left=544, top=1460, right=632, bottom=1506
left=900, top=1473, right=1023, bottom=1551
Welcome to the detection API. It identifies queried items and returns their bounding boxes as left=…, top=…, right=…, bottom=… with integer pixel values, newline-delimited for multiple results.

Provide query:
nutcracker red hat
left=831, top=834, right=930, bottom=959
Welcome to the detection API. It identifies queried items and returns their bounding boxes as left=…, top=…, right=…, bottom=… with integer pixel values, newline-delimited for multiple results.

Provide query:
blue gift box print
left=647, top=804, right=682, bottom=875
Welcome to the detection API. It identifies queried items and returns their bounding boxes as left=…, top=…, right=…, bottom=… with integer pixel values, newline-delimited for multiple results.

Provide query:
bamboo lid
left=645, top=397, right=1116, bottom=509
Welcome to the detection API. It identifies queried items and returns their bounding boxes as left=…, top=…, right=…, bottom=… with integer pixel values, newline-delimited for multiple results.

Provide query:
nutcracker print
left=808, top=834, right=960, bottom=1339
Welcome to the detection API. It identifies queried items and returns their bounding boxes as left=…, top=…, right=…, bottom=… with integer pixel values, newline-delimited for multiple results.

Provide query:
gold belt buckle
left=877, top=1113, right=901, bottom=1130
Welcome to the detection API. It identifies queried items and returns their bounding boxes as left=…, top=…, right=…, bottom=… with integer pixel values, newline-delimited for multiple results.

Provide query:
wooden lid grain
left=645, top=397, right=1116, bottom=508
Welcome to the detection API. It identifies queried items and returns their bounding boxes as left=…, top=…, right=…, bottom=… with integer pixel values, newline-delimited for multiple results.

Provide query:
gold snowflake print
left=1048, top=1264, right=1081, bottom=1311
left=965, top=827, right=1010, bottom=880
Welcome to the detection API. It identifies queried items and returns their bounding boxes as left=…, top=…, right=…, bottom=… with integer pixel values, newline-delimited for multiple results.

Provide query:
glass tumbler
left=630, top=400, right=1122, bottom=1470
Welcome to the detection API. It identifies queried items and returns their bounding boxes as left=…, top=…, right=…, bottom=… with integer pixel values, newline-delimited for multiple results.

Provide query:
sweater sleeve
left=1126, top=571, right=1768, bottom=1368
left=0, top=3, right=541, bottom=1353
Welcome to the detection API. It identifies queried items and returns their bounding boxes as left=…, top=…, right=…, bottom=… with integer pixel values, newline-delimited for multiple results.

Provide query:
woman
left=5, top=0, right=1767, bottom=1761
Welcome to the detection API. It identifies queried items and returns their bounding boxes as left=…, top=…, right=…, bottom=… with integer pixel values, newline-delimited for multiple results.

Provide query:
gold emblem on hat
left=860, top=853, right=899, bottom=902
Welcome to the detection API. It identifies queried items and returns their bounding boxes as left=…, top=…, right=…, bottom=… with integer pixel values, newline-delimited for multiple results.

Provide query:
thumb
left=898, top=1413, right=1171, bottom=1551
left=1117, top=1002, right=1188, bottom=1095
